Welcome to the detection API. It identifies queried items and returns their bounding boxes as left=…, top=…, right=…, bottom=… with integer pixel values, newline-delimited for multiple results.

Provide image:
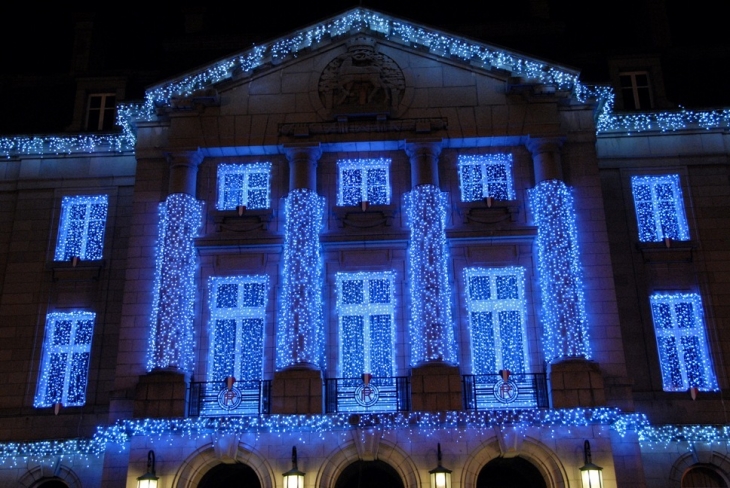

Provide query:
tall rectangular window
left=336, top=271, right=396, bottom=379
left=34, top=312, right=95, bottom=407
left=208, top=276, right=268, bottom=383
left=650, top=293, right=718, bottom=392
left=216, top=163, right=271, bottom=211
left=458, top=154, right=515, bottom=203
left=337, top=158, right=391, bottom=206
left=86, top=93, right=117, bottom=131
left=464, top=267, right=527, bottom=374
left=54, top=195, right=108, bottom=261
left=619, top=71, right=652, bottom=110
left=631, top=175, right=689, bottom=242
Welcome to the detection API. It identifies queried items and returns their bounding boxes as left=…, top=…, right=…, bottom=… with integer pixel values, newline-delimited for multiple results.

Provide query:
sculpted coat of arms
left=319, top=39, right=405, bottom=115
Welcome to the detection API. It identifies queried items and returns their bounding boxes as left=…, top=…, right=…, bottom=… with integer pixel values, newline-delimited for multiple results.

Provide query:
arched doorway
left=198, top=462, right=261, bottom=488
left=682, top=465, right=729, bottom=488
left=477, top=457, right=547, bottom=488
left=35, top=480, right=68, bottom=488
left=335, top=460, right=404, bottom=488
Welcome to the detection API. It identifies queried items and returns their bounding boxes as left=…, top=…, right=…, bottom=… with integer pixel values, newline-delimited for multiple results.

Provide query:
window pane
left=213, top=319, right=237, bottom=381
left=468, top=276, right=490, bottom=300
left=495, top=275, right=518, bottom=300
left=52, top=320, right=73, bottom=346
left=74, top=320, right=94, bottom=345
left=239, top=319, right=264, bottom=381
left=342, top=316, right=364, bottom=378
left=66, top=352, right=90, bottom=405
left=498, top=310, right=524, bottom=373
left=216, top=284, right=238, bottom=308
left=241, top=282, right=265, bottom=307
left=370, top=315, right=392, bottom=377
left=342, top=280, right=364, bottom=305
left=471, top=311, right=496, bottom=374
left=369, top=279, right=390, bottom=304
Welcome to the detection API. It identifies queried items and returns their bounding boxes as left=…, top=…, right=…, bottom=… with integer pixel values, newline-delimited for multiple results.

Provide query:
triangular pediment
left=145, top=8, right=580, bottom=112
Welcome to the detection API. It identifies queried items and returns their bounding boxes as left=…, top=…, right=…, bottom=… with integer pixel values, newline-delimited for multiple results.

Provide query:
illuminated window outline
left=464, top=266, right=528, bottom=374
left=336, top=158, right=391, bottom=207
left=335, top=271, right=396, bottom=379
left=631, top=174, right=690, bottom=242
left=650, top=293, right=718, bottom=392
left=216, top=163, right=272, bottom=211
left=34, top=312, right=95, bottom=408
left=457, top=154, right=515, bottom=203
left=54, top=195, right=108, bottom=262
left=207, top=275, right=269, bottom=383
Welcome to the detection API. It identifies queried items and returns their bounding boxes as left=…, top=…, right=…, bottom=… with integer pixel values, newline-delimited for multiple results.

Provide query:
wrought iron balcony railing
left=325, top=376, right=410, bottom=414
left=188, top=380, right=271, bottom=417
left=462, top=373, right=549, bottom=410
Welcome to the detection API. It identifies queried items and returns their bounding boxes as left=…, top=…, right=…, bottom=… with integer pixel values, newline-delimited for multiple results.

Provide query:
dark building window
left=620, top=72, right=653, bottom=110
left=86, top=93, right=117, bottom=131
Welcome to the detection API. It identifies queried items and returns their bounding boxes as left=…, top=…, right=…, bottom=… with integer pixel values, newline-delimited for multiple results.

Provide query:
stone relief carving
left=319, top=38, right=405, bottom=115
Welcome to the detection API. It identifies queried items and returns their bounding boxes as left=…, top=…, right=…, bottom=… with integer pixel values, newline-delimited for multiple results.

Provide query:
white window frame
left=464, top=266, right=528, bottom=375
left=54, top=194, right=108, bottom=262
left=619, top=71, right=653, bottom=110
left=336, top=158, right=391, bottom=207
left=85, top=93, right=117, bottom=131
left=34, top=312, right=95, bottom=407
left=457, top=154, right=515, bottom=203
left=631, top=174, right=690, bottom=242
left=336, top=271, right=396, bottom=379
left=650, top=293, right=718, bottom=392
left=216, top=163, right=272, bottom=211
left=207, top=275, right=268, bottom=384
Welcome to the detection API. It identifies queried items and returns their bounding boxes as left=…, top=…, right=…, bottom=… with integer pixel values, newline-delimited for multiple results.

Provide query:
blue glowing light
left=336, top=271, right=396, bottom=378
left=405, top=185, right=456, bottom=365
left=528, top=180, right=590, bottom=361
left=147, top=194, right=203, bottom=373
left=337, top=158, right=391, bottom=206
left=216, top=162, right=272, bottom=211
left=34, top=312, right=96, bottom=408
left=650, top=293, right=718, bottom=392
left=277, top=189, right=325, bottom=370
left=464, top=267, right=528, bottom=374
left=458, top=154, right=515, bottom=202
left=208, top=276, right=269, bottom=383
left=54, top=195, right=108, bottom=262
left=631, top=175, right=689, bottom=242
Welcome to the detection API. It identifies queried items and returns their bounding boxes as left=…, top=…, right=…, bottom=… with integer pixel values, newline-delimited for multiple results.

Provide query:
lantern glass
left=580, top=466, right=603, bottom=488
left=284, top=472, right=304, bottom=488
left=430, top=468, right=451, bottom=488
left=137, top=474, right=158, bottom=488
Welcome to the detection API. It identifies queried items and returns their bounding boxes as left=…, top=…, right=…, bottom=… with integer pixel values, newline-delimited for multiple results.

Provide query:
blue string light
left=216, top=163, right=272, bottom=211
left=34, top=312, right=96, bottom=408
left=147, top=194, right=203, bottom=373
left=208, top=276, right=269, bottom=383
left=457, top=154, right=515, bottom=202
left=631, top=175, right=690, bottom=242
left=54, top=195, right=108, bottom=262
left=464, top=267, right=528, bottom=374
left=528, top=180, right=591, bottom=361
left=277, top=189, right=326, bottom=370
left=650, top=293, right=718, bottom=392
left=336, top=272, right=396, bottom=378
left=405, top=185, right=456, bottom=365
left=337, top=159, right=392, bottom=207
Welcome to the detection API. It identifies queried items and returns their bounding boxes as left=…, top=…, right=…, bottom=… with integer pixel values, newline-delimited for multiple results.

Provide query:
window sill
left=456, top=199, right=520, bottom=225
left=47, top=260, right=105, bottom=281
left=213, top=209, right=274, bottom=233
left=635, top=240, right=695, bottom=262
left=332, top=205, right=396, bottom=229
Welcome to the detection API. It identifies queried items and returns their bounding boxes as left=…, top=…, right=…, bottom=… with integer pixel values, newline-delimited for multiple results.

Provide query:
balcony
left=463, top=373, right=549, bottom=410
left=188, top=380, right=271, bottom=417
left=325, top=377, right=410, bottom=414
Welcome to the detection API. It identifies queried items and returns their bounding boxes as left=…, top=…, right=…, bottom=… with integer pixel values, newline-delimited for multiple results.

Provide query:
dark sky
left=0, top=2, right=727, bottom=106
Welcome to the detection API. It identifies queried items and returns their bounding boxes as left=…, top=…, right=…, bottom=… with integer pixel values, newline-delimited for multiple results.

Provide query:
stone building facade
left=0, top=8, right=728, bottom=488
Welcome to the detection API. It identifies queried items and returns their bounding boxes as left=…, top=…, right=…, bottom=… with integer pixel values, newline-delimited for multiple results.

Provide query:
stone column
left=271, top=144, right=324, bottom=414
left=134, top=150, right=203, bottom=419
left=405, top=140, right=462, bottom=411
left=527, top=137, right=605, bottom=408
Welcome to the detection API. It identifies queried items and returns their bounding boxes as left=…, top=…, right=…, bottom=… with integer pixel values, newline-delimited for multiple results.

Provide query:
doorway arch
left=334, top=460, right=404, bottom=488
left=477, top=457, right=547, bottom=488
left=198, top=462, right=261, bottom=487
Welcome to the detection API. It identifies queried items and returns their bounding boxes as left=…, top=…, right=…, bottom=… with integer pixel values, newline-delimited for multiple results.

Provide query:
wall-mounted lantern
left=137, top=450, right=159, bottom=488
left=283, top=446, right=305, bottom=488
left=580, top=440, right=603, bottom=488
left=429, top=443, right=452, bottom=488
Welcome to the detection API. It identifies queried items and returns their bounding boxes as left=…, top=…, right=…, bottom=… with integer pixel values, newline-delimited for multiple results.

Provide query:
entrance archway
left=198, top=463, right=261, bottom=488
left=477, top=457, right=547, bottom=488
left=334, top=460, right=404, bottom=488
